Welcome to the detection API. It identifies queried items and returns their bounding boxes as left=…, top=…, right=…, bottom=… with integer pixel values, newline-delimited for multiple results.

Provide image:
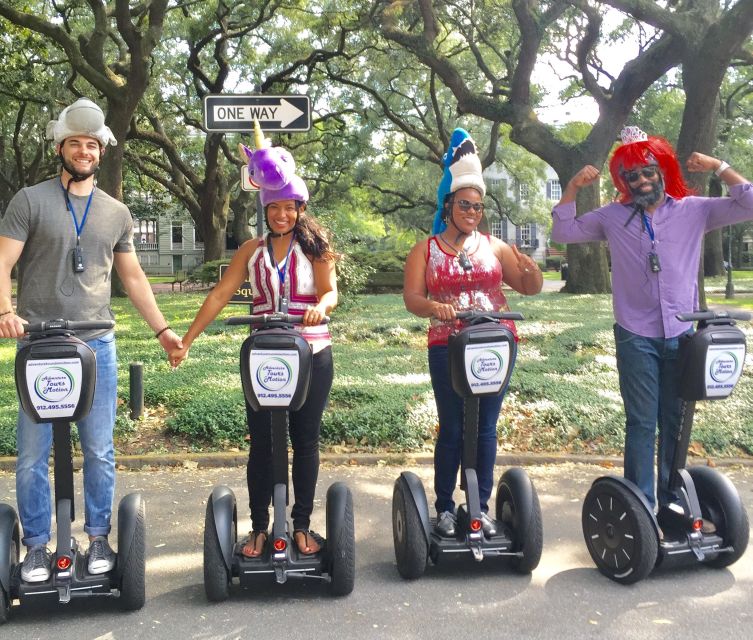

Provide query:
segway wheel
left=392, top=479, right=428, bottom=580
left=0, top=586, right=9, bottom=624
left=203, top=498, right=231, bottom=602
left=118, top=499, right=146, bottom=611
left=326, top=482, right=355, bottom=596
left=581, top=479, right=657, bottom=584
left=495, top=468, right=543, bottom=573
left=688, top=466, right=750, bottom=568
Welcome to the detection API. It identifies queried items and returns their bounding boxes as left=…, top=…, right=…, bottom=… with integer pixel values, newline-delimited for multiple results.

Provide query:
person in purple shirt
left=551, top=126, right=753, bottom=525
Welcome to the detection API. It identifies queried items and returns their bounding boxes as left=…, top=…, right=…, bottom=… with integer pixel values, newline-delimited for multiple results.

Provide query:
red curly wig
left=609, top=136, right=694, bottom=204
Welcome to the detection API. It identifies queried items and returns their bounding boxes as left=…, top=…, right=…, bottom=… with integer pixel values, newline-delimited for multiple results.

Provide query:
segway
left=0, top=319, right=145, bottom=623
left=203, top=313, right=355, bottom=600
left=392, top=310, right=543, bottom=579
left=582, top=310, right=750, bottom=584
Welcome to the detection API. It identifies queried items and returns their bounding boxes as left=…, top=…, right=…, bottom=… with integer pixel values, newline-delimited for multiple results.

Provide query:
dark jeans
left=428, top=345, right=511, bottom=515
left=614, top=324, right=690, bottom=509
left=245, top=347, right=333, bottom=531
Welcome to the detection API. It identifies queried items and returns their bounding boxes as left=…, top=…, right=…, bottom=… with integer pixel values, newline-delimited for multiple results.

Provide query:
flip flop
left=240, top=530, right=267, bottom=558
left=293, top=529, right=323, bottom=555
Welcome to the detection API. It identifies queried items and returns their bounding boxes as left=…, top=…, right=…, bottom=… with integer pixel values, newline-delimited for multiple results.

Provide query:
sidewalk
left=2, top=448, right=751, bottom=473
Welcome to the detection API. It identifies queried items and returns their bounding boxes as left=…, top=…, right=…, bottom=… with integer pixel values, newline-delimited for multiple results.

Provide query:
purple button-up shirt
left=551, top=183, right=753, bottom=338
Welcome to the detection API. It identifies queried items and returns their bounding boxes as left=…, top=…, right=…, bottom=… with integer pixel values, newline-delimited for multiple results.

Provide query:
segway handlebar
left=225, top=313, right=330, bottom=327
left=23, top=319, right=116, bottom=335
left=676, top=310, right=751, bottom=323
left=454, top=310, right=524, bottom=322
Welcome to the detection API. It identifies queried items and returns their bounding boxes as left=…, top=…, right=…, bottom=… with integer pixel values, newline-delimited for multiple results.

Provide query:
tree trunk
left=559, top=182, right=612, bottom=294
left=99, top=103, right=131, bottom=297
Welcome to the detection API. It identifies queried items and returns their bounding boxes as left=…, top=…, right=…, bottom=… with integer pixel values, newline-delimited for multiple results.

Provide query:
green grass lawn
left=1, top=289, right=751, bottom=458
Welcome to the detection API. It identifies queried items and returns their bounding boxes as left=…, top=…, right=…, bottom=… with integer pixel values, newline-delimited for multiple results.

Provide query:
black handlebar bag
left=447, top=323, right=517, bottom=398
left=15, top=336, right=97, bottom=423
left=678, top=324, right=747, bottom=401
left=240, top=328, right=313, bottom=412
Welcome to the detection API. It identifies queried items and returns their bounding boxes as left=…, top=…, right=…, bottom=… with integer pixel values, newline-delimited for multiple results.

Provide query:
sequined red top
left=425, top=233, right=517, bottom=347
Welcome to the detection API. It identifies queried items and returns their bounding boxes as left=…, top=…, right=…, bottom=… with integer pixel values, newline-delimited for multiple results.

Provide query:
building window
left=546, top=179, right=561, bottom=201
left=519, top=183, right=530, bottom=205
left=134, top=218, right=157, bottom=245
left=487, top=177, right=507, bottom=196
left=518, top=223, right=534, bottom=247
left=489, top=218, right=507, bottom=240
left=172, top=223, right=183, bottom=248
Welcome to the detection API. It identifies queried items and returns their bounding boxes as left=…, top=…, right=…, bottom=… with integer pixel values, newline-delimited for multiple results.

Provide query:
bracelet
left=715, top=161, right=730, bottom=177
left=0, top=310, right=13, bottom=317
left=155, top=326, right=171, bottom=338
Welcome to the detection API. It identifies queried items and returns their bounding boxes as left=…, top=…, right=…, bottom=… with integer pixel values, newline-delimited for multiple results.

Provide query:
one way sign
left=203, top=95, right=311, bottom=132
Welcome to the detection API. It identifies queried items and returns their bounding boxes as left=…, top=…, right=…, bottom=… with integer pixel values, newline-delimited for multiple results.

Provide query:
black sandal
left=293, top=529, right=323, bottom=555
left=240, top=530, right=267, bottom=558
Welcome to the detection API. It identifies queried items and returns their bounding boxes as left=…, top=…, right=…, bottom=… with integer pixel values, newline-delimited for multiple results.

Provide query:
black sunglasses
left=456, top=199, right=485, bottom=214
left=623, top=166, right=659, bottom=183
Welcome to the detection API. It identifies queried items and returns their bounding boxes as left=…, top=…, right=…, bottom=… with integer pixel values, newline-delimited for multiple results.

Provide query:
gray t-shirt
left=0, top=177, right=134, bottom=341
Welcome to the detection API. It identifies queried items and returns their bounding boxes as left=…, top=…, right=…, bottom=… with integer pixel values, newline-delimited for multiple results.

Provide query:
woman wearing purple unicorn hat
left=170, top=124, right=337, bottom=557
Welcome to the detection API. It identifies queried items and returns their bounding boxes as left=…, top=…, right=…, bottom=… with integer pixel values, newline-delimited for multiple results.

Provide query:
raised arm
left=493, top=238, right=543, bottom=296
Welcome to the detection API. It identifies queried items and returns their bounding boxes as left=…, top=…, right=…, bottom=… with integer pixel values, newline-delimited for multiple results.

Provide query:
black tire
left=0, top=585, right=9, bottom=625
left=495, top=468, right=543, bottom=573
left=581, top=480, right=657, bottom=584
left=688, top=466, right=750, bottom=568
left=118, top=499, right=146, bottom=611
left=327, top=484, right=355, bottom=596
left=392, top=479, right=428, bottom=580
left=203, top=498, right=231, bottom=602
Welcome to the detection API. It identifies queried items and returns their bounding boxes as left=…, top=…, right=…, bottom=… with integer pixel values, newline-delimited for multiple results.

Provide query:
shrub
left=187, top=259, right=226, bottom=286
left=166, top=390, right=248, bottom=446
left=349, top=248, right=409, bottom=273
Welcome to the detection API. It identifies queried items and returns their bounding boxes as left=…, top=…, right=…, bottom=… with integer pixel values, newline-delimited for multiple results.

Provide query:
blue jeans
left=428, top=345, right=511, bottom=515
left=614, top=324, right=689, bottom=509
left=16, top=333, right=117, bottom=547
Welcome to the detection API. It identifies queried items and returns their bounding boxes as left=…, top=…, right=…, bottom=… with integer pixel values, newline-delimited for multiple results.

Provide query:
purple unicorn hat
left=238, top=121, right=308, bottom=206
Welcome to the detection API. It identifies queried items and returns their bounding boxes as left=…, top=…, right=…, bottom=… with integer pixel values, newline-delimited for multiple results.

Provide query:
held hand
left=302, top=305, right=325, bottom=326
left=431, top=301, right=457, bottom=322
left=169, top=344, right=189, bottom=369
left=569, top=165, right=600, bottom=189
left=686, top=152, right=720, bottom=174
left=158, top=329, right=183, bottom=365
left=511, top=244, right=538, bottom=275
left=0, top=312, right=27, bottom=339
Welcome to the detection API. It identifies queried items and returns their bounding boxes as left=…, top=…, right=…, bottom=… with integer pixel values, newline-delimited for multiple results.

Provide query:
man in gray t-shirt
left=0, top=98, right=182, bottom=584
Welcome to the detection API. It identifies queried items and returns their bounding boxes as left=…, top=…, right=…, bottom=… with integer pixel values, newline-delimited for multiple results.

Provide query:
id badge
left=72, top=245, right=85, bottom=273
left=648, top=252, right=661, bottom=273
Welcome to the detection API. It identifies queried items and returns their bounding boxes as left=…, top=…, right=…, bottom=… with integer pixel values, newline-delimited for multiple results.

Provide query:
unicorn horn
left=253, top=119, right=265, bottom=149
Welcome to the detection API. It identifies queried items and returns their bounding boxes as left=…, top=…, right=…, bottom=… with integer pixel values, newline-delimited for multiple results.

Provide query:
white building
left=482, top=164, right=560, bottom=264
left=133, top=215, right=204, bottom=275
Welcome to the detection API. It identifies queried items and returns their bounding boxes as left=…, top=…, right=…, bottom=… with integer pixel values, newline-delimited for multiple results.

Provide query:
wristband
left=715, top=161, right=730, bottom=177
left=155, top=326, right=171, bottom=338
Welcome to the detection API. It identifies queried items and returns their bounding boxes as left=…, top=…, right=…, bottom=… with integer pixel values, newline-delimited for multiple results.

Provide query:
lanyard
left=61, top=183, right=95, bottom=242
left=641, top=212, right=655, bottom=244
left=266, top=232, right=296, bottom=311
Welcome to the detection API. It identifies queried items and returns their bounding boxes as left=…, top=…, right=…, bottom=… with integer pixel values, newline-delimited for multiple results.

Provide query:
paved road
left=1, top=461, right=752, bottom=640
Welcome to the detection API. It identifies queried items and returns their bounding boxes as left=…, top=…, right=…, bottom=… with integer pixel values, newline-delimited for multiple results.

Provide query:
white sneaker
left=87, top=536, right=116, bottom=574
left=21, top=544, right=52, bottom=583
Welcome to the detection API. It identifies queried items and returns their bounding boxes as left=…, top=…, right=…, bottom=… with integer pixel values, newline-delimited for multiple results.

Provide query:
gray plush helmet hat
left=46, top=98, right=117, bottom=147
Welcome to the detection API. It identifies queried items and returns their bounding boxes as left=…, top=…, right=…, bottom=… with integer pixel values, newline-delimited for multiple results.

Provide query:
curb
left=2, top=450, right=752, bottom=473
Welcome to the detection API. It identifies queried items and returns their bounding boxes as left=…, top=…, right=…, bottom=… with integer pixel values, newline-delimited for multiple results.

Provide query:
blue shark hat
left=432, top=128, right=486, bottom=234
